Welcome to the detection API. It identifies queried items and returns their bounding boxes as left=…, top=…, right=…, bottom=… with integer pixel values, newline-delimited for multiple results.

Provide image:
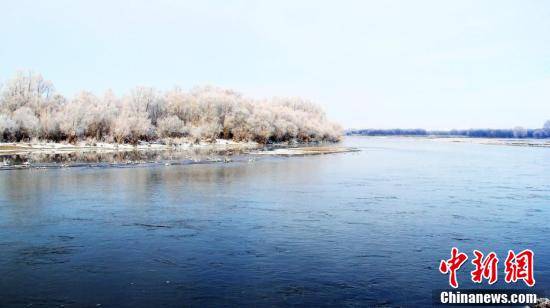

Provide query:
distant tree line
left=347, top=128, right=429, bottom=136
left=0, top=71, right=342, bottom=144
left=347, top=122, right=550, bottom=139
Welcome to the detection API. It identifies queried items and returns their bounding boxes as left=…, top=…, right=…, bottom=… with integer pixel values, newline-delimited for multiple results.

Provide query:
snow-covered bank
left=0, top=139, right=260, bottom=156
left=0, top=139, right=355, bottom=170
left=250, top=146, right=358, bottom=156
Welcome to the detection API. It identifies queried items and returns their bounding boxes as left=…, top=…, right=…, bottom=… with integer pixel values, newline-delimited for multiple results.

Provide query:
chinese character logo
left=504, top=249, right=535, bottom=287
left=439, top=247, right=468, bottom=288
left=471, top=250, right=499, bottom=285
left=440, top=248, right=535, bottom=288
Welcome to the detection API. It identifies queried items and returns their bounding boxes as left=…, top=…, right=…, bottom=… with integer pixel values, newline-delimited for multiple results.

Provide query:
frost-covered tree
left=0, top=71, right=54, bottom=113
left=189, top=121, right=222, bottom=143
left=0, top=114, right=16, bottom=141
left=127, top=86, right=165, bottom=126
left=112, top=110, right=153, bottom=144
left=12, top=106, right=40, bottom=139
left=512, top=126, right=528, bottom=138
left=157, top=115, right=187, bottom=138
left=0, top=71, right=342, bottom=144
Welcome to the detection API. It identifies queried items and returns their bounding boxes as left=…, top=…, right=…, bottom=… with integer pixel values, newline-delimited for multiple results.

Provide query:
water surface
left=0, top=137, right=549, bottom=306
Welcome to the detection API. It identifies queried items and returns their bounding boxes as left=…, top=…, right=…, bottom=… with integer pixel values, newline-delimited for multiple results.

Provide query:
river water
left=0, top=137, right=549, bottom=307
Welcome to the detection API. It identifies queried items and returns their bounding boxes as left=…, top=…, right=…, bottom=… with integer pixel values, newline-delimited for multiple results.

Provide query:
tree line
left=0, top=72, right=342, bottom=144
left=347, top=123, right=550, bottom=138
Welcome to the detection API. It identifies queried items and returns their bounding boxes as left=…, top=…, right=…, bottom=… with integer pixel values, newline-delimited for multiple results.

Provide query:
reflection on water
left=0, top=147, right=253, bottom=169
left=0, top=137, right=549, bottom=307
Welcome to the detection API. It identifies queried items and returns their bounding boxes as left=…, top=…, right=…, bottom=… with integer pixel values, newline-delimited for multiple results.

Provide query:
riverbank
left=0, top=139, right=356, bottom=170
left=420, top=136, right=550, bottom=148
left=250, top=146, right=358, bottom=156
left=0, top=139, right=260, bottom=156
left=349, top=135, right=550, bottom=148
left=433, top=137, right=550, bottom=148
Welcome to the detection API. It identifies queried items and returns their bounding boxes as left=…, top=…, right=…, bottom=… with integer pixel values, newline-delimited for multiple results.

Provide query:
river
left=1, top=136, right=549, bottom=306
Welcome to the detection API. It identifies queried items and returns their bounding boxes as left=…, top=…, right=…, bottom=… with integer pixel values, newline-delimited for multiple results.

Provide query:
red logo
left=439, top=248, right=535, bottom=288
left=439, top=247, right=468, bottom=288
left=504, top=249, right=535, bottom=287
left=471, top=250, right=499, bottom=285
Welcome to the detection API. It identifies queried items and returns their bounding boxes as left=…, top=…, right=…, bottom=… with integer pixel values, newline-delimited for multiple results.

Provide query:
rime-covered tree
left=0, top=71, right=342, bottom=143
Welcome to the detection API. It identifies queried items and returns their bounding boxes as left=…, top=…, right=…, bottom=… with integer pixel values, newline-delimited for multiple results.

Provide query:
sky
left=1, top=0, right=549, bottom=130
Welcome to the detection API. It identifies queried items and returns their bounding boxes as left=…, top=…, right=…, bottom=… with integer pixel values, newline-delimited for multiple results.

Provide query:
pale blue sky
left=1, top=0, right=549, bottom=129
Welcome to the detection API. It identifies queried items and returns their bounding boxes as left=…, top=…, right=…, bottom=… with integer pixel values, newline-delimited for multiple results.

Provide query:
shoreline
left=347, top=135, right=550, bottom=148
left=0, top=139, right=356, bottom=170
left=0, top=139, right=261, bottom=156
